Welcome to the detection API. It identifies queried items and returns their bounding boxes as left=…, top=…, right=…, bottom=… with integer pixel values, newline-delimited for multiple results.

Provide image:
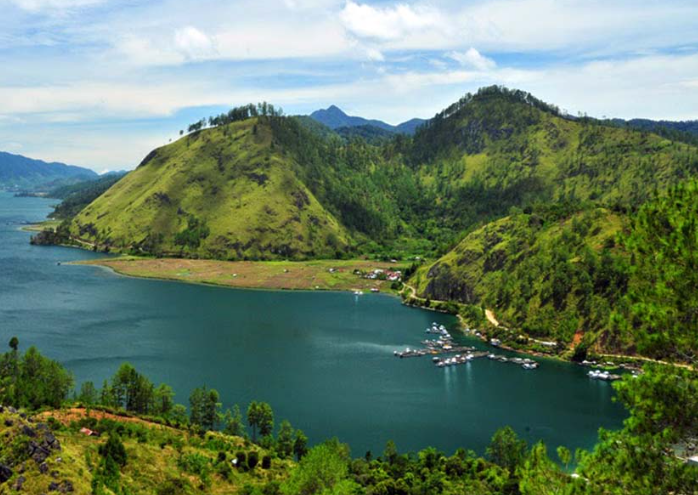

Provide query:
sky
left=1, top=0, right=698, bottom=172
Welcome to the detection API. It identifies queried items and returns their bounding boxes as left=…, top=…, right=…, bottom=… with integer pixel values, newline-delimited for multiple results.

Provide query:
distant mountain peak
left=309, top=106, right=425, bottom=135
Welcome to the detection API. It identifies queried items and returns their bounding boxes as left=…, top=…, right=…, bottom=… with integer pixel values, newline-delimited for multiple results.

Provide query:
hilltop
left=70, top=118, right=351, bottom=260
left=0, top=151, right=97, bottom=192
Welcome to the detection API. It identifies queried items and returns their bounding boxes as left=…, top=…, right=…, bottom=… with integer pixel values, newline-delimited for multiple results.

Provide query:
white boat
left=354, top=290, right=363, bottom=295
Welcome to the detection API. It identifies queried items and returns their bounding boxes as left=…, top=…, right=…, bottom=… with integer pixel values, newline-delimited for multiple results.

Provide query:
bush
left=248, top=451, right=259, bottom=469
left=262, top=455, right=272, bottom=469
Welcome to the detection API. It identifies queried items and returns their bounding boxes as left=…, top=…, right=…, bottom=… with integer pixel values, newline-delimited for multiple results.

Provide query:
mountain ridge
left=309, top=105, right=426, bottom=135
left=0, top=151, right=97, bottom=191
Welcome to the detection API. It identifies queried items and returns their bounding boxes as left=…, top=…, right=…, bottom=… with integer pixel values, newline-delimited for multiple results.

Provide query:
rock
left=0, top=405, right=4, bottom=413
left=28, top=442, right=50, bottom=464
left=19, top=412, right=27, bottom=419
left=48, top=481, right=73, bottom=493
left=0, top=464, right=13, bottom=483
left=8, top=406, right=17, bottom=414
left=4, top=419, right=13, bottom=427
left=39, top=462, right=48, bottom=474
left=21, top=425, right=36, bottom=437
left=44, top=432, right=60, bottom=450
left=36, top=423, right=49, bottom=432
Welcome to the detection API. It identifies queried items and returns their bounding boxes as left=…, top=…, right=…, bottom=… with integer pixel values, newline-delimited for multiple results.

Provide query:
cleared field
left=79, top=257, right=407, bottom=293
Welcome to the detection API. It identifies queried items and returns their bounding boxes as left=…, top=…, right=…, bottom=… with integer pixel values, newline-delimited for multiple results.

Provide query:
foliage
left=619, top=180, right=698, bottom=362
left=0, top=339, right=73, bottom=410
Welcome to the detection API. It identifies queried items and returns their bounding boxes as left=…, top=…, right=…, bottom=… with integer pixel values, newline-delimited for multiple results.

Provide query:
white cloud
left=174, top=26, right=217, bottom=60
left=8, top=0, right=102, bottom=11
left=340, top=1, right=443, bottom=41
left=447, top=48, right=496, bottom=71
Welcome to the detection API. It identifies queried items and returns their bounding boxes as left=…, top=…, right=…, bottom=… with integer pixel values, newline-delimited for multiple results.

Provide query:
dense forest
left=0, top=338, right=696, bottom=494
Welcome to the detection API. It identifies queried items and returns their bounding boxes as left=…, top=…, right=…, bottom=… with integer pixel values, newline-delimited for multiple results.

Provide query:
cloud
left=447, top=48, right=496, bottom=71
left=340, top=1, right=443, bottom=41
left=174, top=26, right=217, bottom=60
left=8, top=0, right=102, bottom=11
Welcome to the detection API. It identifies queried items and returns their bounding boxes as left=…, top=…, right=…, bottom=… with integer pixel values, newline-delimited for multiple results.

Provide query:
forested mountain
left=0, top=151, right=97, bottom=191
left=309, top=105, right=426, bottom=134
left=52, top=87, right=698, bottom=361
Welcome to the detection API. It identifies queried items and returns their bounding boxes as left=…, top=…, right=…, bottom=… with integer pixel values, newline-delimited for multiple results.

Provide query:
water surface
left=0, top=192, right=625, bottom=456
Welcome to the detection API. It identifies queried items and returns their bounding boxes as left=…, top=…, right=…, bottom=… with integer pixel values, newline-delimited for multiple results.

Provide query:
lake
left=0, top=191, right=625, bottom=457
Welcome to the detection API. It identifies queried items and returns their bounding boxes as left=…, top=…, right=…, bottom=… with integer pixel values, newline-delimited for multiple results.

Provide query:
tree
left=189, top=386, right=220, bottom=431
left=281, top=439, right=356, bottom=494
left=486, top=426, right=527, bottom=474
left=170, top=404, right=188, bottom=426
left=247, top=401, right=273, bottom=442
left=110, top=363, right=155, bottom=414
left=78, top=381, right=98, bottom=405
left=383, top=440, right=398, bottom=464
left=8, top=337, right=18, bottom=352
left=293, top=429, right=308, bottom=460
left=277, top=420, right=294, bottom=459
left=223, top=405, right=245, bottom=437
left=153, top=384, right=175, bottom=417
left=203, top=388, right=221, bottom=431
left=17, top=346, right=73, bottom=409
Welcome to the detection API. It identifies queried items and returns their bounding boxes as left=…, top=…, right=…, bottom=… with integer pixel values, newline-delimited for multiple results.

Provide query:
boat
left=522, top=362, right=539, bottom=370
left=490, top=338, right=501, bottom=347
left=353, top=290, right=363, bottom=295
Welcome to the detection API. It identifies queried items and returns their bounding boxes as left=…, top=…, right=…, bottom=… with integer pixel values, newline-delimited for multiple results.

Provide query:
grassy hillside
left=0, top=407, right=292, bottom=495
left=414, top=208, right=626, bottom=346
left=71, top=119, right=351, bottom=260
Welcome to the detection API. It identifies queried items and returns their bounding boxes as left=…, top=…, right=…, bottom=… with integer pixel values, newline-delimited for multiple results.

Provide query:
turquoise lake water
left=0, top=191, right=625, bottom=456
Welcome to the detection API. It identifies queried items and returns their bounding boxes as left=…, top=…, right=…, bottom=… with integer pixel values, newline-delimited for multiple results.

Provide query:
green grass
left=71, top=119, right=351, bottom=260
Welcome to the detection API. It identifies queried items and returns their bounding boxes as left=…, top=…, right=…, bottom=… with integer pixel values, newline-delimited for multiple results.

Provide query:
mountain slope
left=414, top=208, right=626, bottom=347
left=71, top=119, right=351, bottom=259
left=309, top=105, right=426, bottom=134
left=0, top=151, right=97, bottom=191
left=410, top=87, right=698, bottom=236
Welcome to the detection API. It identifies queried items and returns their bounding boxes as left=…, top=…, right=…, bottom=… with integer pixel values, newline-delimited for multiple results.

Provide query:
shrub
left=262, top=455, right=272, bottom=469
left=248, top=451, right=259, bottom=469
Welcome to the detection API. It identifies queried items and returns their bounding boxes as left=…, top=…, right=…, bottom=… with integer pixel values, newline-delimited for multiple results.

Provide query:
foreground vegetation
left=0, top=338, right=696, bottom=494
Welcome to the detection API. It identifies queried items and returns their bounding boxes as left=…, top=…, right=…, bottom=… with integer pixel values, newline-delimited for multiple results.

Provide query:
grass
left=71, top=119, right=351, bottom=260
left=78, top=257, right=408, bottom=293
left=1, top=407, right=293, bottom=495
left=21, top=219, right=61, bottom=232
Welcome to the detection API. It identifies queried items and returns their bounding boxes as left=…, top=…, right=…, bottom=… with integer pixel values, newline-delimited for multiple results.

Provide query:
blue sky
left=2, top=0, right=698, bottom=172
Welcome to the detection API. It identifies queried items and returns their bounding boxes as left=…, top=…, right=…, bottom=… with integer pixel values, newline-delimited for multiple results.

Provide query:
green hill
left=413, top=208, right=627, bottom=348
left=71, top=119, right=351, bottom=260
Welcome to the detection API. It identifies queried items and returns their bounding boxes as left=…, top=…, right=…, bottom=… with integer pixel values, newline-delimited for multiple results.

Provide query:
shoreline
left=28, top=223, right=689, bottom=371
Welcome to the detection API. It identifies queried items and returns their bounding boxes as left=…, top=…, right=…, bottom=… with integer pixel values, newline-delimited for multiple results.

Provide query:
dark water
left=0, top=192, right=625, bottom=456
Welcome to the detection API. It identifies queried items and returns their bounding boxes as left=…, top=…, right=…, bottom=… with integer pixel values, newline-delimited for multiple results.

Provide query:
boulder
left=0, top=464, right=13, bottom=483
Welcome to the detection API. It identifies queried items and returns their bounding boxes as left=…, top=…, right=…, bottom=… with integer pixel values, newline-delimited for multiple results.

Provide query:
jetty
left=392, top=322, right=541, bottom=371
